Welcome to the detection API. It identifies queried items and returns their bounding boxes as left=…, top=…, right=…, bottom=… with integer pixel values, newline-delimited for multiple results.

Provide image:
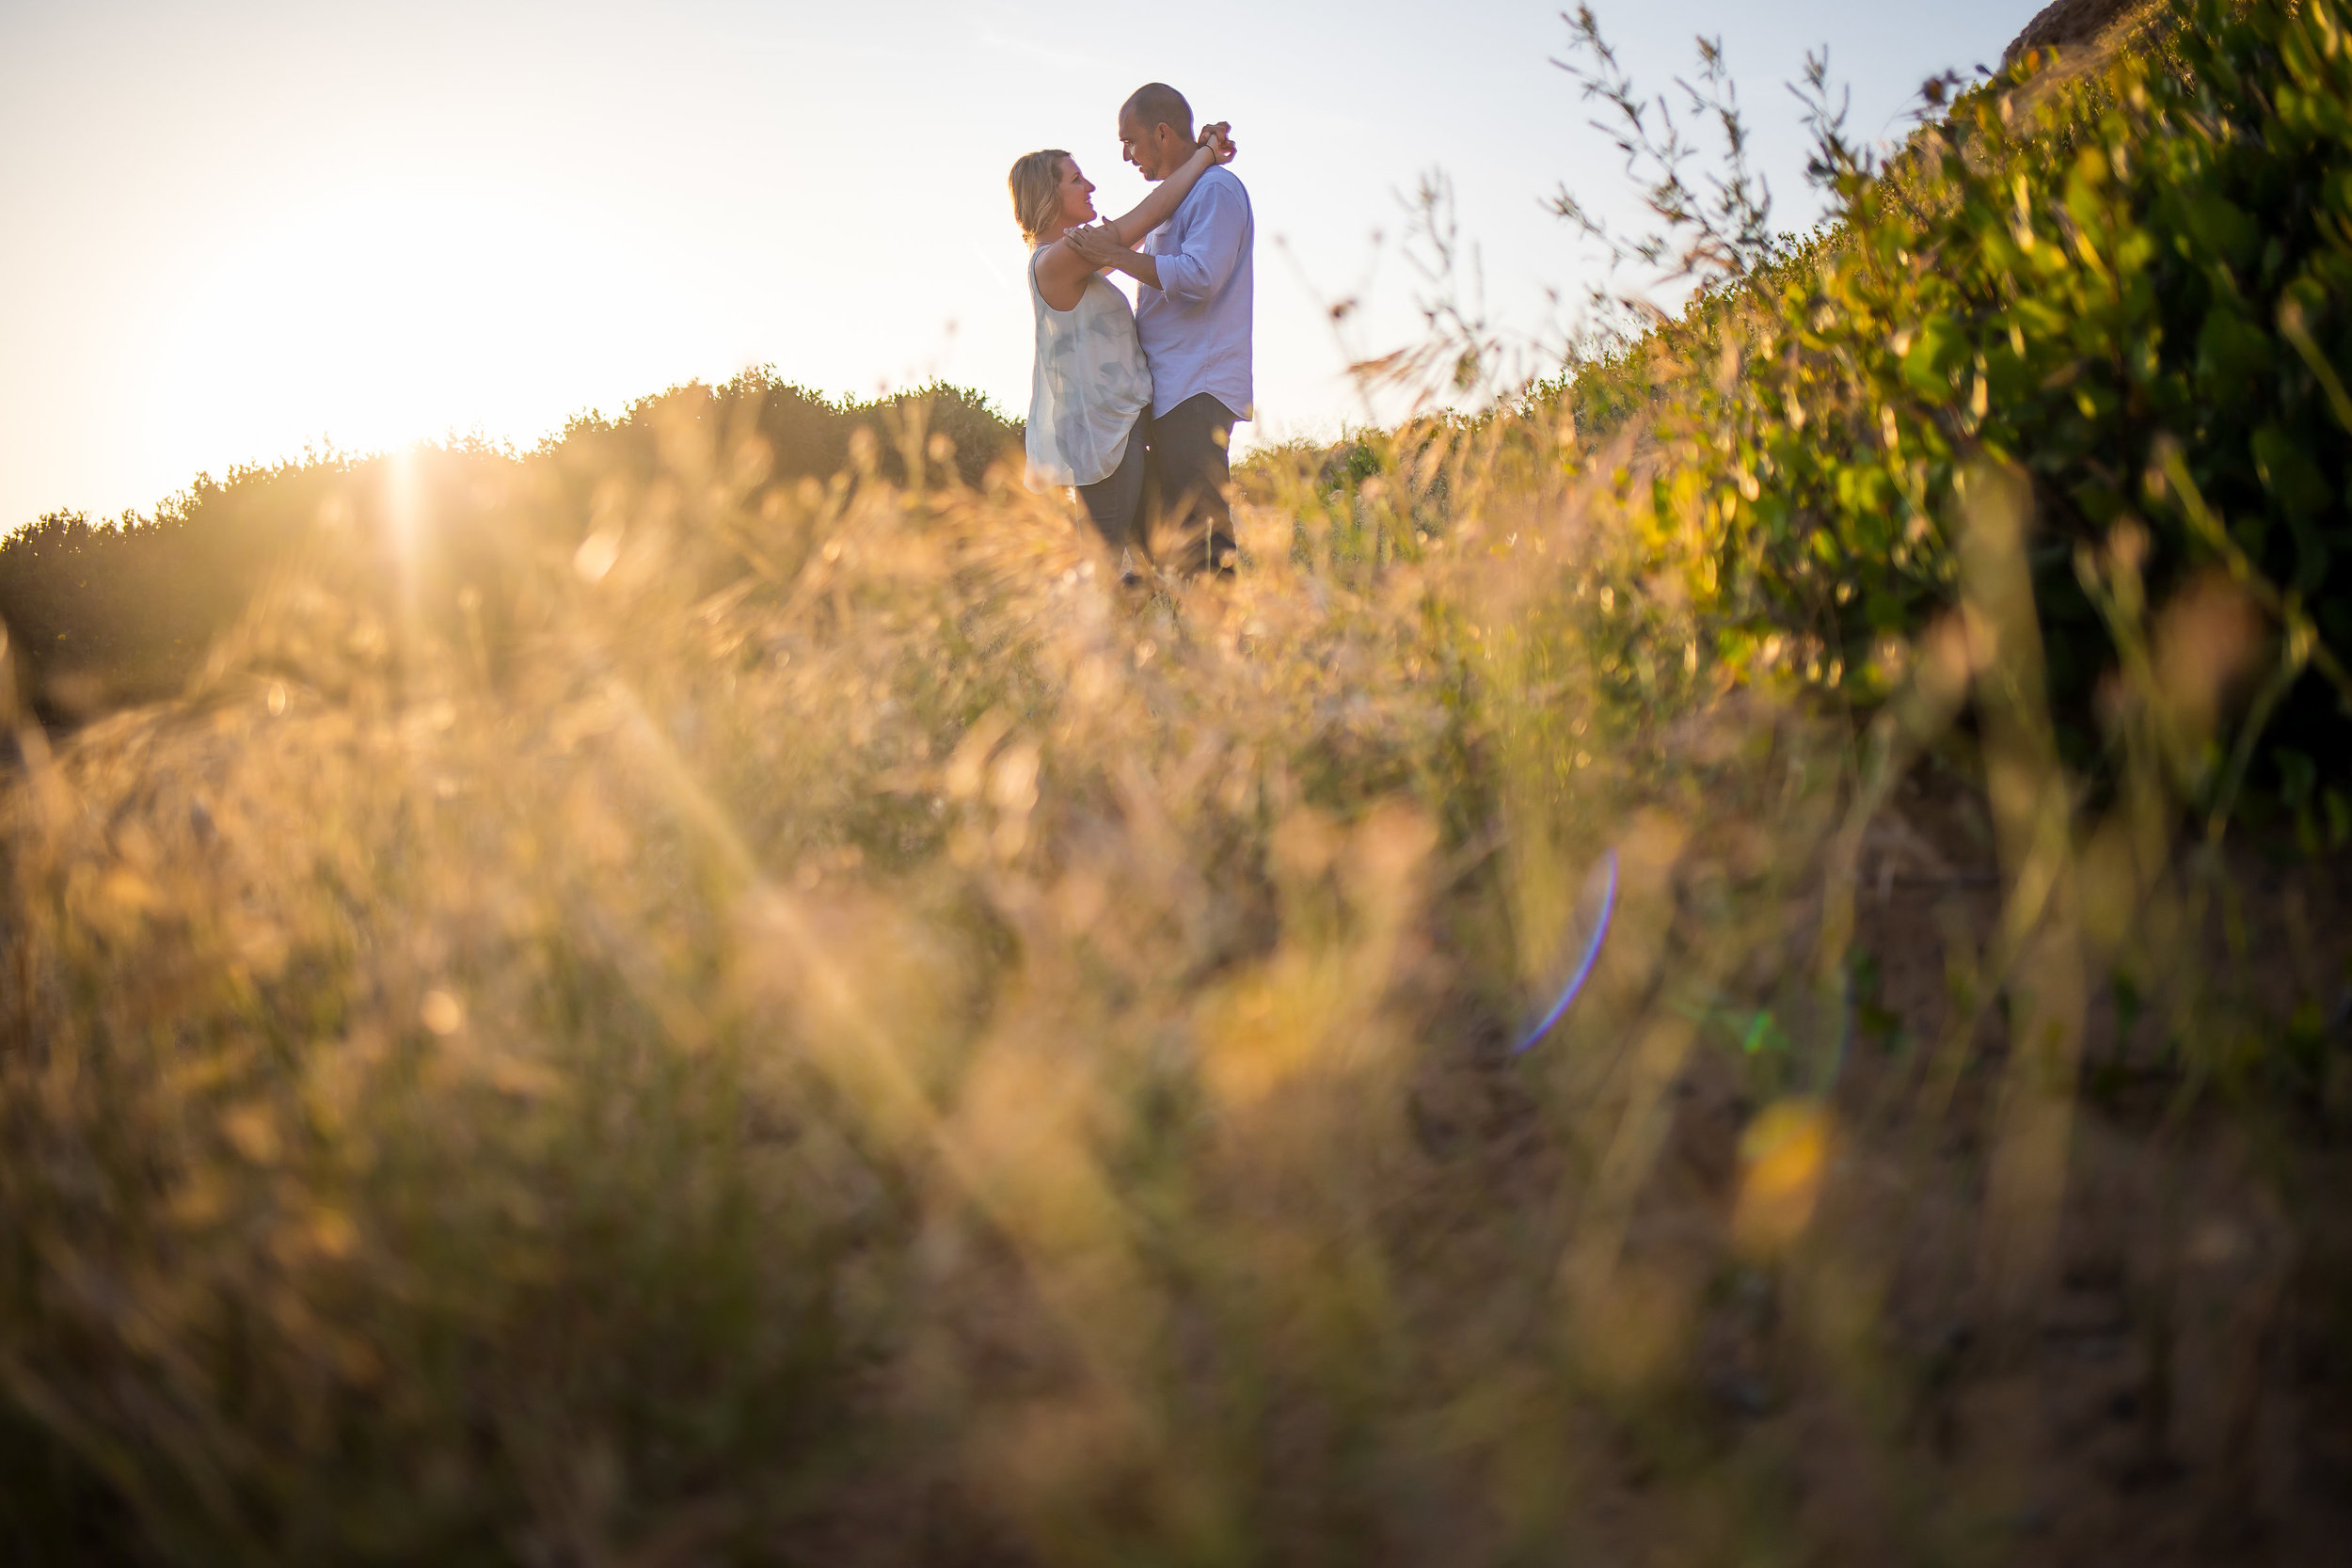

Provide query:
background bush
left=0, top=373, right=1020, bottom=721
left=1555, top=0, right=2352, bottom=795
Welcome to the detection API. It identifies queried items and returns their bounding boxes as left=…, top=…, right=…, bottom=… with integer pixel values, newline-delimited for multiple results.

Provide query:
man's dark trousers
left=1143, top=393, right=1238, bottom=576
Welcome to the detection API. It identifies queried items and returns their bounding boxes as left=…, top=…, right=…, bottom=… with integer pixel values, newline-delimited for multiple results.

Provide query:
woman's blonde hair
left=1008, top=150, right=1073, bottom=245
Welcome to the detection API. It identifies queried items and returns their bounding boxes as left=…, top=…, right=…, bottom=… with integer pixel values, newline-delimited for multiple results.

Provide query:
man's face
left=1118, top=110, right=1182, bottom=182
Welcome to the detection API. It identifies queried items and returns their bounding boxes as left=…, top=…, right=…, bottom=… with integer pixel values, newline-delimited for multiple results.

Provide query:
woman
left=1007, top=126, right=1232, bottom=575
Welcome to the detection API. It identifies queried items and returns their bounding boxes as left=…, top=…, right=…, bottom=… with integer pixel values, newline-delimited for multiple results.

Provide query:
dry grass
left=0, top=381, right=2344, bottom=1564
left=10, top=8, right=2352, bottom=1554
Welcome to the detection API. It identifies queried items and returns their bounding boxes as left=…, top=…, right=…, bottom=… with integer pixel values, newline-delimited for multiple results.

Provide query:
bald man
left=1069, top=83, right=1254, bottom=577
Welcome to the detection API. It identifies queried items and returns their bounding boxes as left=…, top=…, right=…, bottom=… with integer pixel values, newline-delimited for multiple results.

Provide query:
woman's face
left=1057, top=158, right=1098, bottom=227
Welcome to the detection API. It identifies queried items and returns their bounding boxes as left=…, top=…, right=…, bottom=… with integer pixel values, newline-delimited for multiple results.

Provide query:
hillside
left=3, top=1, right=2351, bottom=1561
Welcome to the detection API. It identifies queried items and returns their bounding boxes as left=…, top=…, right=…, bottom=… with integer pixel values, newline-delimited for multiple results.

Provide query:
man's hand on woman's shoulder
left=1063, top=223, right=1125, bottom=265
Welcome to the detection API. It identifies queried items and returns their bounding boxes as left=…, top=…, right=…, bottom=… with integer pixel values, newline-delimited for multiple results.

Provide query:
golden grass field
left=8, top=2, right=2352, bottom=1559
left=0, top=385, right=2344, bottom=1563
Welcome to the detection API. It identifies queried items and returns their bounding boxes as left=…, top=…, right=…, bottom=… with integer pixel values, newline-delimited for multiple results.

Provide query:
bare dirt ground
left=775, top=748, right=2352, bottom=1567
left=1498, top=759, right=2352, bottom=1565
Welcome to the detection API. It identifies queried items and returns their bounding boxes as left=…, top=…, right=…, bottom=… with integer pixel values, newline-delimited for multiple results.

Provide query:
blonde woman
left=1009, top=122, right=1232, bottom=577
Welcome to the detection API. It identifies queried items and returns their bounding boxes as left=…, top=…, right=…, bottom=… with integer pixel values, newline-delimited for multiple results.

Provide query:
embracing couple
left=1009, top=83, right=1251, bottom=582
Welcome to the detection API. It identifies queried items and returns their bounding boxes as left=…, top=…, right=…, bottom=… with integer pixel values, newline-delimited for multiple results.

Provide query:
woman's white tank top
left=1025, top=245, right=1152, bottom=489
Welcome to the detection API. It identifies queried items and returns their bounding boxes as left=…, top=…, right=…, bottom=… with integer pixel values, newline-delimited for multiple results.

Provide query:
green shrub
left=1633, top=0, right=2352, bottom=775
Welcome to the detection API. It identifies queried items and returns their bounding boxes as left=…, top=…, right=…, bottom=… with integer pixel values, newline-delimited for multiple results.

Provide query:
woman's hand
left=1198, top=121, right=1236, bottom=164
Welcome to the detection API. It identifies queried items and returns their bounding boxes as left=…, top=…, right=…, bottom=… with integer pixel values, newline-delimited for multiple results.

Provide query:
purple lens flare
left=1512, top=848, right=1619, bottom=1055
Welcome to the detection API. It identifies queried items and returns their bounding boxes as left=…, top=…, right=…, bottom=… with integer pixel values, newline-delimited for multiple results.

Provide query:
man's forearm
left=1106, top=249, right=1162, bottom=292
left=1068, top=233, right=1163, bottom=291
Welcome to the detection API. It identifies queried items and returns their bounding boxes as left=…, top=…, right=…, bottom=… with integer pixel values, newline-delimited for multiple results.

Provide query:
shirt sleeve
left=1150, top=180, right=1248, bottom=306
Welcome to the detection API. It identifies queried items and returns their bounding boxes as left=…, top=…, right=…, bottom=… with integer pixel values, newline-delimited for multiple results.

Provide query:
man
left=1070, top=83, right=1253, bottom=577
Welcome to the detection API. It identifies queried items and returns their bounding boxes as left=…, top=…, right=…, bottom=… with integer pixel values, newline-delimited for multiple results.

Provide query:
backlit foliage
left=2, top=2, right=2350, bottom=1560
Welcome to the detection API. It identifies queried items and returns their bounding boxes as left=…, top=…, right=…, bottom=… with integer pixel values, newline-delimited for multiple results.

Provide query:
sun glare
left=143, top=180, right=659, bottom=475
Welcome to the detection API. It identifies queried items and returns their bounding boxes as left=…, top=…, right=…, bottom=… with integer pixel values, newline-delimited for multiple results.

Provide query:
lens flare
left=1513, top=847, right=1618, bottom=1054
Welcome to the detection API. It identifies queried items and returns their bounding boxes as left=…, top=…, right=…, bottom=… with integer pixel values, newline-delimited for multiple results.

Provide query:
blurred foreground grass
left=9, top=1, right=2352, bottom=1560
left=3, top=386, right=2347, bottom=1564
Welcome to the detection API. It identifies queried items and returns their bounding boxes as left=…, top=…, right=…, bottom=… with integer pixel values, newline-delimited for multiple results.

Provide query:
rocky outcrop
left=2004, top=0, right=2146, bottom=61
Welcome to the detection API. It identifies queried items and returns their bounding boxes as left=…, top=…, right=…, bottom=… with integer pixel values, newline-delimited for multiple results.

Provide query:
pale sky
left=0, top=0, right=2048, bottom=531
